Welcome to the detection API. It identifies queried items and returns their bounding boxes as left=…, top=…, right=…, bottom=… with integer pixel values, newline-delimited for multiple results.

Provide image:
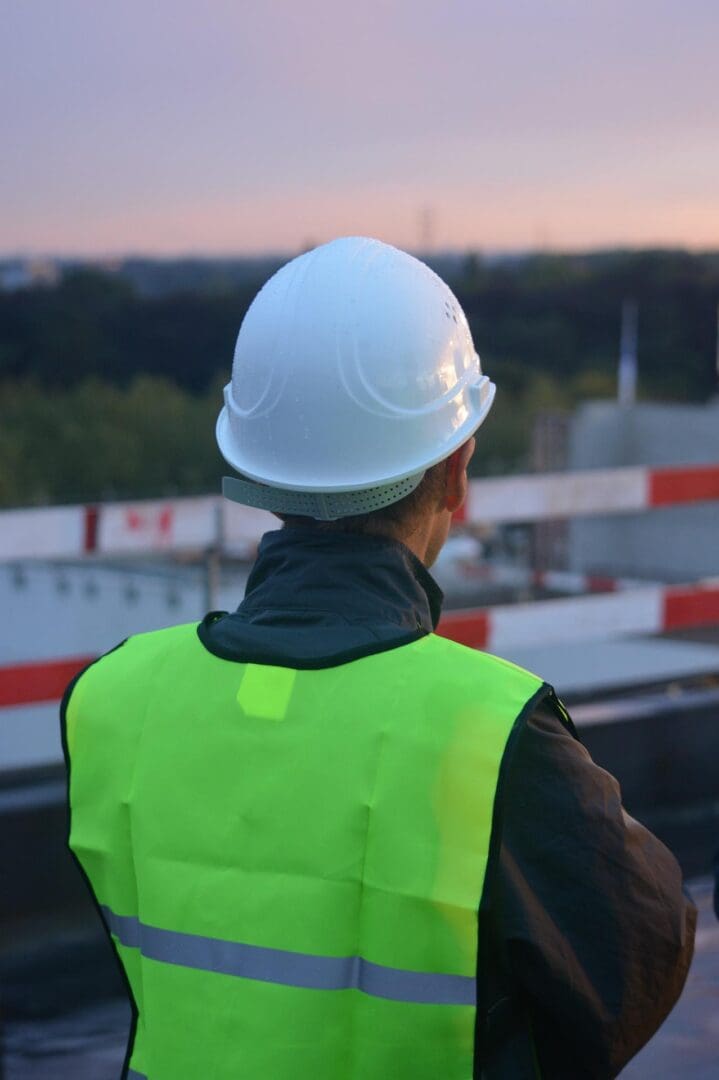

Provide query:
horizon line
left=2, top=243, right=719, bottom=263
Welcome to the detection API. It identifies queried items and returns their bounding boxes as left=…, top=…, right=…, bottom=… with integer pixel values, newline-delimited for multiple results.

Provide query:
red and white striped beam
left=0, top=497, right=275, bottom=562
left=0, top=656, right=95, bottom=709
left=454, top=462, right=719, bottom=525
left=1, top=462, right=719, bottom=563
left=3, top=579, right=719, bottom=710
left=437, top=578, right=719, bottom=652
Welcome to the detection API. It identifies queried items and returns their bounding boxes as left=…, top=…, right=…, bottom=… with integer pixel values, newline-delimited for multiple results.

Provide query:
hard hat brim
left=216, top=377, right=496, bottom=495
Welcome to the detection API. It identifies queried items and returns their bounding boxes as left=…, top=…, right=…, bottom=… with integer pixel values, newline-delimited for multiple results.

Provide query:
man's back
left=63, top=529, right=696, bottom=1078
left=65, top=553, right=548, bottom=1077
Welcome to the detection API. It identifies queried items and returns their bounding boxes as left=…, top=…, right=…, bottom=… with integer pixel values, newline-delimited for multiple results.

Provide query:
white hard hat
left=217, top=236, right=495, bottom=520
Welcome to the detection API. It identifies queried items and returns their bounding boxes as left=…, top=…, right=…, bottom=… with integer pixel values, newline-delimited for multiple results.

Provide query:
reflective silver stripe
left=101, top=906, right=475, bottom=1007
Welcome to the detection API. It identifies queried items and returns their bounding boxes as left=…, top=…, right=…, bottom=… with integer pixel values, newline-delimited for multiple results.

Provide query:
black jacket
left=197, top=526, right=695, bottom=1078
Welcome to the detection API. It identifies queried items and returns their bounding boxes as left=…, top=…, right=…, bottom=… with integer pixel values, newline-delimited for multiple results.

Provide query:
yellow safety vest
left=64, top=622, right=546, bottom=1079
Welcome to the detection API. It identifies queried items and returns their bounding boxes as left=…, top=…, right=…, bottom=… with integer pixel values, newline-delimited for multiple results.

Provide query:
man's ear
left=444, top=437, right=476, bottom=513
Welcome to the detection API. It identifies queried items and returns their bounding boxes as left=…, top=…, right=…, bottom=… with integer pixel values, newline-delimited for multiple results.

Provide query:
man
left=63, top=237, right=695, bottom=1078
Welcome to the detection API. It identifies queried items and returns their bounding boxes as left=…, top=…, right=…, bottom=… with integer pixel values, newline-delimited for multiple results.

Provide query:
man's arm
left=486, top=694, right=696, bottom=1079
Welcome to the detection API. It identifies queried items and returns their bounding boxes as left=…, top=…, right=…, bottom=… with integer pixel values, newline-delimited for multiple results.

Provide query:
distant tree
left=2, top=250, right=719, bottom=506
left=2, top=252, right=718, bottom=399
left=0, top=374, right=226, bottom=507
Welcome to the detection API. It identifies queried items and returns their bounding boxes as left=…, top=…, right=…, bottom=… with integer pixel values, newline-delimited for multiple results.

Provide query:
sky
left=2, top=0, right=718, bottom=256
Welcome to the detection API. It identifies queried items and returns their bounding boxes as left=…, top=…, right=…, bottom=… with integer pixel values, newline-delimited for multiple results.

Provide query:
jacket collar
left=239, top=527, right=443, bottom=632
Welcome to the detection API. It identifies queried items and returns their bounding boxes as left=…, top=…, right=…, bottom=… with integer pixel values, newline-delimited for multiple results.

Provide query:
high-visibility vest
left=64, top=622, right=547, bottom=1079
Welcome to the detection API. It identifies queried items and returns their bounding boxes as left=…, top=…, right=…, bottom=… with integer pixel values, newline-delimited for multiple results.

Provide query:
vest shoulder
left=74, top=621, right=200, bottom=693
left=129, top=620, right=200, bottom=649
left=63, top=623, right=203, bottom=761
left=423, top=633, right=545, bottom=693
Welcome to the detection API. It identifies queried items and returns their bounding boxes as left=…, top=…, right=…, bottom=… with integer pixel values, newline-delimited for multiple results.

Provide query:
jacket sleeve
left=486, top=692, right=697, bottom=1079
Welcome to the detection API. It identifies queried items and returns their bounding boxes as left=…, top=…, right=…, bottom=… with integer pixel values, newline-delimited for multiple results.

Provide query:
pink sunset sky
left=2, top=0, right=718, bottom=256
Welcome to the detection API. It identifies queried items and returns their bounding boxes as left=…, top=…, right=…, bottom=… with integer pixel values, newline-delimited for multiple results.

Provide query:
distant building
left=568, top=400, right=719, bottom=581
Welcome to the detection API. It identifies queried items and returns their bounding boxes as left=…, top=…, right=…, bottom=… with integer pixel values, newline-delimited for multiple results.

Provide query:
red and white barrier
left=96, top=496, right=219, bottom=555
left=2, top=463, right=718, bottom=563
left=4, top=578, right=719, bottom=711
left=0, top=656, right=95, bottom=709
left=437, top=579, right=719, bottom=651
left=0, top=506, right=89, bottom=561
left=454, top=462, right=719, bottom=525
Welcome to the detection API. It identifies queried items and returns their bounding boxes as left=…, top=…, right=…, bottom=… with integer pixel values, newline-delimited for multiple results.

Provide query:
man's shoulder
left=61, top=621, right=203, bottom=759
left=424, top=633, right=547, bottom=695
left=66, top=621, right=200, bottom=706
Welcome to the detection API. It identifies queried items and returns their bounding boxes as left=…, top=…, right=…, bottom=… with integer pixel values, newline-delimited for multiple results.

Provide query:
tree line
left=1, top=250, right=717, bottom=508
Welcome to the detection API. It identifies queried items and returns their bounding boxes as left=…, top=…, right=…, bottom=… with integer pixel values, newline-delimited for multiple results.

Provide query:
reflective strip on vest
left=102, top=906, right=476, bottom=1007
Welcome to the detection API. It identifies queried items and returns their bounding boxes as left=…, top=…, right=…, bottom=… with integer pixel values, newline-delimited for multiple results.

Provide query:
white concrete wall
left=568, top=400, right=719, bottom=580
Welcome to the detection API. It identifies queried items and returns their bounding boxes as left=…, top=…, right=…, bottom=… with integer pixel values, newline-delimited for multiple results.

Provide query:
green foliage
left=0, top=268, right=250, bottom=391
left=0, top=251, right=717, bottom=506
left=0, top=367, right=621, bottom=507
left=0, top=375, right=226, bottom=507
left=457, top=249, right=719, bottom=399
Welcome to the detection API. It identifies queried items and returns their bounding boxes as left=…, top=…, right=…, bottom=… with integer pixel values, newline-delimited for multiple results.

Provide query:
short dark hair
left=276, top=460, right=447, bottom=539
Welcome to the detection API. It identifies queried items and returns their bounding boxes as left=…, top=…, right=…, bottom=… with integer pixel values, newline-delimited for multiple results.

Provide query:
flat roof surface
left=497, top=636, right=719, bottom=699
